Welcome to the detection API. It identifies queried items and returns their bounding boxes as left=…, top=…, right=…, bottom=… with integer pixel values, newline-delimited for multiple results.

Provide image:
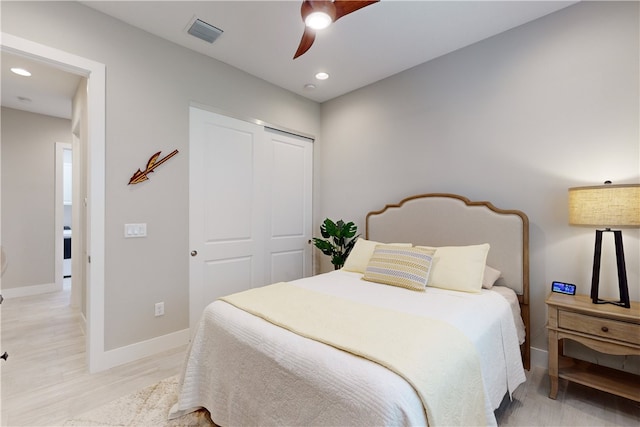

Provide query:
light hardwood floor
left=496, top=365, right=639, bottom=426
left=1, top=280, right=187, bottom=426
left=1, top=283, right=638, bottom=426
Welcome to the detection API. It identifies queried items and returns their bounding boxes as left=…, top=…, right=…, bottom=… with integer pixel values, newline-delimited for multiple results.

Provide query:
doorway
left=1, top=32, right=106, bottom=372
left=55, top=142, right=73, bottom=294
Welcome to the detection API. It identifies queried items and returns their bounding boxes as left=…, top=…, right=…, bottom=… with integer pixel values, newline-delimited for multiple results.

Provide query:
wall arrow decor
left=128, top=149, right=179, bottom=185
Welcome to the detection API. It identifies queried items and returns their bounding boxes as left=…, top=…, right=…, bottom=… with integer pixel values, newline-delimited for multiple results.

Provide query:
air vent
left=187, top=18, right=223, bottom=44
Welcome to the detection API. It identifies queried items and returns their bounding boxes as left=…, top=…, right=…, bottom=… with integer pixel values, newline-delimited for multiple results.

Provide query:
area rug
left=62, top=375, right=215, bottom=426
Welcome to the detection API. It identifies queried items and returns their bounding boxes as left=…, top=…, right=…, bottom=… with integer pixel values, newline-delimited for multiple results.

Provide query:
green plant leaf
left=312, top=237, right=335, bottom=256
left=320, top=218, right=337, bottom=239
left=332, top=253, right=347, bottom=268
left=313, top=218, right=359, bottom=270
left=342, top=221, right=358, bottom=238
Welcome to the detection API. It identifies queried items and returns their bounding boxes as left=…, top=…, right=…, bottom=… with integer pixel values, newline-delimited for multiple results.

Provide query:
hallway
left=0, top=281, right=186, bottom=426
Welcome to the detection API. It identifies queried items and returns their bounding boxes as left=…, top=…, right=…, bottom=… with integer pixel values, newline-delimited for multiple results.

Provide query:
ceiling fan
left=293, top=0, right=380, bottom=59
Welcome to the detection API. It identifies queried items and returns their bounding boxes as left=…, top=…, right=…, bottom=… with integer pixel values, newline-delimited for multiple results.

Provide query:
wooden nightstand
left=546, top=293, right=640, bottom=402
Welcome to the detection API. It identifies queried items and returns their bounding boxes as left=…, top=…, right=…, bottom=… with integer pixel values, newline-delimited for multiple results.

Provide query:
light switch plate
left=124, top=223, right=147, bottom=238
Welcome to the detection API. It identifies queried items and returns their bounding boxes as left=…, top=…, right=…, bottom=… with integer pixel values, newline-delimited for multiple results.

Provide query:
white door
left=189, top=108, right=313, bottom=329
left=264, top=129, right=313, bottom=284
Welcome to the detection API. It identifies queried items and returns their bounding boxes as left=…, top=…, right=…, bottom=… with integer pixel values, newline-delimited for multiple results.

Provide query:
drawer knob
left=601, top=326, right=609, bottom=332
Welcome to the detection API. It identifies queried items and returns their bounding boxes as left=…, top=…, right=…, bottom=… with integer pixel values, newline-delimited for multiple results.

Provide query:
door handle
left=191, top=250, right=198, bottom=257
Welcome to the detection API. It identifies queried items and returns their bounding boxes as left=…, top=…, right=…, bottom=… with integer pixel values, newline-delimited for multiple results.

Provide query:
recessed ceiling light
left=304, top=83, right=316, bottom=90
left=315, top=72, right=329, bottom=80
left=17, top=96, right=32, bottom=103
left=11, top=67, right=31, bottom=77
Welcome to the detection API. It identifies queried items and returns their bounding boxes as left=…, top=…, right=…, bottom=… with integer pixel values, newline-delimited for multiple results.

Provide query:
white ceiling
left=2, top=0, right=577, bottom=119
left=1, top=51, right=83, bottom=119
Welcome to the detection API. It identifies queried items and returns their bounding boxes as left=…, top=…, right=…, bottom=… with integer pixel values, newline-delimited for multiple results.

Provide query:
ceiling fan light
left=305, top=11, right=332, bottom=30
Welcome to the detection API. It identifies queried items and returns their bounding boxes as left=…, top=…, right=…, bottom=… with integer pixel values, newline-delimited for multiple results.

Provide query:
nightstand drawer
left=558, top=310, right=640, bottom=345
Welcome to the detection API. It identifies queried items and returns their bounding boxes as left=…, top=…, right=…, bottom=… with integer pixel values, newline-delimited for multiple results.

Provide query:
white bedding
left=170, top=270, right=526, bottom=426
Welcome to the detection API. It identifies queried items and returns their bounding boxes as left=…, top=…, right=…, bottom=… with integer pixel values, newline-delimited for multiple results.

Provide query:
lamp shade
left=568, top=184, right=640, bottom=227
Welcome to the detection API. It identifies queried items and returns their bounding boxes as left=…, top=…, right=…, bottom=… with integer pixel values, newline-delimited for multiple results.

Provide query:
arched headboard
left=366, top=193, right=530, bottom=369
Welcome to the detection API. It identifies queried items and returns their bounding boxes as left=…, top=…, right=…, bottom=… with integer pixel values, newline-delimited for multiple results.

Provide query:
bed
left=170, top=193, right=530, bottom=426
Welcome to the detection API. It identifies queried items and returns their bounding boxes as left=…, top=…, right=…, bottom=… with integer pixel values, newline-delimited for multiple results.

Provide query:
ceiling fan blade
left=293, top=26, right=316, bottom=59
left=334, top=0, right=379, bottom=21
left=293, top=0, right=377, bottom=59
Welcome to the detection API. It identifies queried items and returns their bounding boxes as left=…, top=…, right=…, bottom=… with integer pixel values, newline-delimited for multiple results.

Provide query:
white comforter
left=170, top=270, right=526, bottom=426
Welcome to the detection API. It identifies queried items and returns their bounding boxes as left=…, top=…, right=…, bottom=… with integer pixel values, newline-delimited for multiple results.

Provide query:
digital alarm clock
left=551, top=281, right=576, bottom=295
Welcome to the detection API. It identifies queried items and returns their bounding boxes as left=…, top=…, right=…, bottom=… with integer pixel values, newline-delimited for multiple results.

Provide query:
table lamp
left=568, top=182, right=640, bottom=308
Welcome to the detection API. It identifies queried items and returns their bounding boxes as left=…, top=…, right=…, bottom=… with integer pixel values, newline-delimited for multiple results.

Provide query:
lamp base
left=593, top=298, right=630, bottom=307
left=590, top=229, right=631, bottom=309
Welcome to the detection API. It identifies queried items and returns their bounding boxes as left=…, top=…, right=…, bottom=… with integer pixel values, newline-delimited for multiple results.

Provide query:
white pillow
left=417, top=244, right=490, bottom=293
left=342, top=238, right=412, bottom=273
left=482, top=265, right=502, bottom=289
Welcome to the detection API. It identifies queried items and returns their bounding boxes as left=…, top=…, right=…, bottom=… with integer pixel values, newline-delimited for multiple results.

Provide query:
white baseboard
left=531, top=346, right=548, bottom=369
left=1, top=282, right=62, bottom=299
left=97, top=328, right=190, bottom=371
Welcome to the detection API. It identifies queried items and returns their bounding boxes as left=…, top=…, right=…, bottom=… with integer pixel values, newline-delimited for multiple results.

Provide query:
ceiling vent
left=187, top=18, right=223, bottom=44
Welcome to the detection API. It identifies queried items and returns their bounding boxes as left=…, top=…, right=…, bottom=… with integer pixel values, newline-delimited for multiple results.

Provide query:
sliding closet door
left=264, top=129, right=313, bottom=284
left=189, top=108, right=266, bottom=328
left=189, top=107, right=313, bottom=329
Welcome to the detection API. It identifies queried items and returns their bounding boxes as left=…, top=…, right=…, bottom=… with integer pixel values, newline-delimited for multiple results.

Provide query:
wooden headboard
left=366, top=193, right=530, bottom=369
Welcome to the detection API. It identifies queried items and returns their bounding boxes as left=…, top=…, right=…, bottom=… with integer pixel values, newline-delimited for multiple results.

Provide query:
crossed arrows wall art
left=128, top=149, right=179, bottom=185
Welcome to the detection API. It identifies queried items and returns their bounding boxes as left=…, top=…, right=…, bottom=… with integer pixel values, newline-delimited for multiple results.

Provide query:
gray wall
left=1, top=107, right=71, bottom=288
left=1, top=1, right=321, bottom=351
left=3, top=1, right=638, bottom=365
left=319, top=1, right=639, bottom=354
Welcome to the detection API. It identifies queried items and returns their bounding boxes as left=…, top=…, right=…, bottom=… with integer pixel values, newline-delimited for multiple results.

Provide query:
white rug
left=63, top=375, right=215, bottom=427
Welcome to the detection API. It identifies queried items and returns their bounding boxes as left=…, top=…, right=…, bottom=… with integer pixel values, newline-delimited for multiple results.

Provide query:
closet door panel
left=265, top=129, right=313, bottom=285
left=203, top=124, right=254, bottom=242
left=189, top=108, right=265, bottom=328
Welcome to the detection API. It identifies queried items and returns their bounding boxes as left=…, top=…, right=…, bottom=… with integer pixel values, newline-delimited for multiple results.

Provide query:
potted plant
left=312, top=218, right=360, bottom=270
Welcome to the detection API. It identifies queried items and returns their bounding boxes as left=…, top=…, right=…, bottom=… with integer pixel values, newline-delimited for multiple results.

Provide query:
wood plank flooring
left=496, top=364, right=640, bottom=426
left=1, top=282, right=638, bottom=426
left=1, top=281, right=186, bottom=426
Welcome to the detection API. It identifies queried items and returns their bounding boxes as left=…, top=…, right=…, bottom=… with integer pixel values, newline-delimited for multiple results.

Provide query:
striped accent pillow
left=363, top=245, right=434, bottom=291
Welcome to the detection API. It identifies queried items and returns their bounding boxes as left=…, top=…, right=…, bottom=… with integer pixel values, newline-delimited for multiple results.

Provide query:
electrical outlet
left=154, top=302, right=164, bottom=317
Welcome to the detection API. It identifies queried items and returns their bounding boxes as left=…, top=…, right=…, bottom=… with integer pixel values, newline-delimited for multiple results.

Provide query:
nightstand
left=546, top=293, right=640, bottom=402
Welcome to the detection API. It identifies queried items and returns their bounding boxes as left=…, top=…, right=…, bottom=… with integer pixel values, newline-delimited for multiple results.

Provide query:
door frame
left=1, top=33, right=107, bottom=373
